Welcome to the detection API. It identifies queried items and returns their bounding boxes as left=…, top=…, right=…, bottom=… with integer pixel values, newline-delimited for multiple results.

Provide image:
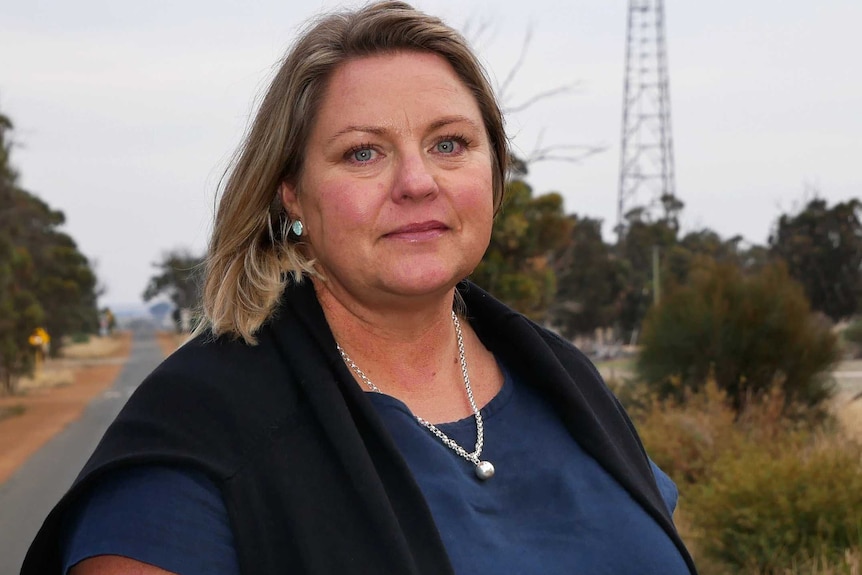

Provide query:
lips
left=384, top=220, right=449, bottom=240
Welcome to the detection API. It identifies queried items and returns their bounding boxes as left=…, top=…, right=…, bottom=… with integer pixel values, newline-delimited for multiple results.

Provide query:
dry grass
left=632, top=380, right=862, bottom=574
left=15, top=367, right=75, bottom=392
left=834, top=394, right=862, bottom=443
left=60, top=333, right=129, bottom=360
left=12, top=332, right=132, bottom=395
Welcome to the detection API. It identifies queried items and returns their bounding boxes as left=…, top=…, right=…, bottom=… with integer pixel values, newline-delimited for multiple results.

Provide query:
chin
left=380, top=251, right=484, bottom=297
left=382, top=268, right=466, bottom=298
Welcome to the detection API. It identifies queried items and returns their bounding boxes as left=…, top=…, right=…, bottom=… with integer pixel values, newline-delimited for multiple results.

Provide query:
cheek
left=307, top=179, right=379, bottom=234
left=462, top=165, right=496, bottom=220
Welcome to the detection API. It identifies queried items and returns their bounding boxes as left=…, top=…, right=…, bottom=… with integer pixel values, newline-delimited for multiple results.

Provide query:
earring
left=290, top=219, right=304, bottom=237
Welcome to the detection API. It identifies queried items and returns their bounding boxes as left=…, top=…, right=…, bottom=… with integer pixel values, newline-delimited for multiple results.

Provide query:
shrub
left=632, top=381, right=862, bottom=574
left=633, top=379, right=740, bottom=485
left=688, top=434, right=862, bottom=573
left=637, top=259, right=839, bottom=412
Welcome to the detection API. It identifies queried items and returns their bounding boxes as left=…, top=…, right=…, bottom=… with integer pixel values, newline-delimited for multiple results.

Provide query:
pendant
left=475, top=460, right=495, bottom=480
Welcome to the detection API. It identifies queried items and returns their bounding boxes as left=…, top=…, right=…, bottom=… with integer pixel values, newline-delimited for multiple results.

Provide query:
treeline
left=0, top=111, right=100, bottom=392
left=496, top=169, right=862, bottom=398
left=482, top=172, right=862, bottom=345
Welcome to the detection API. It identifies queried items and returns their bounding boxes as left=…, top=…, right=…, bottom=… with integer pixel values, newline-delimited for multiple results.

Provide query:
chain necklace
left=336, top=311, right=495, bottom=480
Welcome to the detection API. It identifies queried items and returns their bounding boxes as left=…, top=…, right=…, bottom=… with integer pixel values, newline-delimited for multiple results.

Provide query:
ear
left=279, top=181, right=301, bottom=219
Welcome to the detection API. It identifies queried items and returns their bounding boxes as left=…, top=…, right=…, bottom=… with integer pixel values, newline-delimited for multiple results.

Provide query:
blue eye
left=436, top=139, right=457, bottom=154
left=352, top=148, right=375, bottom=162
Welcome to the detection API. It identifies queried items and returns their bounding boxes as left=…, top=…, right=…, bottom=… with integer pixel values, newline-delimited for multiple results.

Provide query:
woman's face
left=281, top=51, right=495, bottom=309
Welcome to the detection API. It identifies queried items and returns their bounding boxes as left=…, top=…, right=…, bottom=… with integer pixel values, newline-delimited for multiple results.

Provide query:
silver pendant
left=475, top=460, right=495, bottom=480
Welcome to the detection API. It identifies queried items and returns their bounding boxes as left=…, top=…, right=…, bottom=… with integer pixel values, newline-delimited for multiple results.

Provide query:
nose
left=391, top=152, right=438, bottom=203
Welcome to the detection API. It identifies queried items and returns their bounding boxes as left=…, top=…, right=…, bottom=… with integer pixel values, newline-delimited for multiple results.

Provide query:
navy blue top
left=61, top=465, right=240, bottom=575
left=62, top=364, right=688, bottom=574
left=366, top=364, right=689, bottom=574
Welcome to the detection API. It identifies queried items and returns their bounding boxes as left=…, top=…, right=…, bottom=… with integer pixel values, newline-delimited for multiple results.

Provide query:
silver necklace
left=336, top=311, right=495, bottom=480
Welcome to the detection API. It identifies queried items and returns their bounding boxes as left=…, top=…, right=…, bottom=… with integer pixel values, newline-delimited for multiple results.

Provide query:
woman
left=23, top=2, right=697, bottom=574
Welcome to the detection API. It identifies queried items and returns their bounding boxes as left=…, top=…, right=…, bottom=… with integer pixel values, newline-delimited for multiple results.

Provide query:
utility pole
left=652, top=245, right=661, bottom=305
left=616, top=0, right=677, bottom=242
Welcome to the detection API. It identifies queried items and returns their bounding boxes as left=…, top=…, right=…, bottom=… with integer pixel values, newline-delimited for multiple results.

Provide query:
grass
left=60, top=333, right=128, bottom=360
left=594, top=355, right=636, bottom=383
left=15, top=368, right=75, bottom=393
left=835, top=396, right=862, bottom=443
left=630, top=379, right=862, bottom=574
left=5, top=332, right=131, bottom=396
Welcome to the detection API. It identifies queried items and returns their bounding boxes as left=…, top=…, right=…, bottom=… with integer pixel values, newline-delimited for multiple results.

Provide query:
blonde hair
left=202, top=0, right=509, bottom=343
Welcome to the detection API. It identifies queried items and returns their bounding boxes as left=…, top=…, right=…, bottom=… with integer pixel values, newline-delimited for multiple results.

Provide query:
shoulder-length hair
left=202, top=0, right=509, bottom=343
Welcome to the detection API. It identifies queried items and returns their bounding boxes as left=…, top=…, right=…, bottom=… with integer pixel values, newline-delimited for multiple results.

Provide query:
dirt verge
left=0, top=332, right=133, bottom=485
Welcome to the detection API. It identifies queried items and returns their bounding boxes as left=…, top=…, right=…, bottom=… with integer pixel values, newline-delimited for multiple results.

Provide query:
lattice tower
left=616, top=0, right=676, bottom=239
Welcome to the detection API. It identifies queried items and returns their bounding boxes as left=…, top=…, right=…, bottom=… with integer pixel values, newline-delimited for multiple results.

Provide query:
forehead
left=313, top=51, right=484, bottom=133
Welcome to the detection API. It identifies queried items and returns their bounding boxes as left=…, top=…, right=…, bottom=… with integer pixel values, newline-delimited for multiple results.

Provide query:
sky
left=1, top=0, right=860, bottom=308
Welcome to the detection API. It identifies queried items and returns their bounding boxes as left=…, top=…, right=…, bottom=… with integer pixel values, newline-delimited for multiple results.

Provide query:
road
left=0, top=327, right=163, bottom=574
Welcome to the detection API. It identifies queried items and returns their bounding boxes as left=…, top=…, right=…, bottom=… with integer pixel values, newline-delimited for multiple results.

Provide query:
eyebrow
left=326, top=115, right=481, bottom=144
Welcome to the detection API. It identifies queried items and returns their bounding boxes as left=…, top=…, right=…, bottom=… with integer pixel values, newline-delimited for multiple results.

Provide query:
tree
left=663, top=230, right=769, bottom=287
left=769, top=197, right=862, bottom=321
left=615, top=202, right=681, bottom=339
left=142, top=249, right=205, bottom=313
left=551, top=215, right=627, bottom=338
left=0, top=109, right=98, bottom=390
left=637, top=259, right=838, bottom=412
left=471, top=178, right=572, bottom=321
left=0, top=185, right=99, bottom=355
left=612, top=194, right=771, bottom=341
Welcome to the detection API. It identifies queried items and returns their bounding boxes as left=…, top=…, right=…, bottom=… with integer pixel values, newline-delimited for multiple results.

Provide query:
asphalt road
left=0, top=327, right=163, bottom=574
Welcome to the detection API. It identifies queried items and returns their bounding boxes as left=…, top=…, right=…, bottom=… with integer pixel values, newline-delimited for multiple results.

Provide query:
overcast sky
left=1, top=0, right=859, bottom=307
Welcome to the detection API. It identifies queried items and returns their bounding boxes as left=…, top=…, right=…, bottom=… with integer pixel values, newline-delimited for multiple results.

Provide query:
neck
left=313, top=279, right=461, bottom=397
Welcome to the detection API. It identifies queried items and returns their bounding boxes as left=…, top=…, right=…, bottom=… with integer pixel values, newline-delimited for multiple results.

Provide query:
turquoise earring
left=290, top=220, right=303, bottom=237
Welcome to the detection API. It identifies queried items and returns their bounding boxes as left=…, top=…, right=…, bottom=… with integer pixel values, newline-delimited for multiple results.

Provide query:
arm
left=71, top=555, right=177, bottom=575
left=62, top=466, right=240, bottom=575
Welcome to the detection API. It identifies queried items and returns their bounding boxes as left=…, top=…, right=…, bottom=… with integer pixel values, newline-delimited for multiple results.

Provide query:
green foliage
left=0, top=108, right=99, bottom=392
left=615, top=199, right=683, bottom=338
left=632, top=381, right=739, bottom=486
left=637, top=259, right=839, bottom=411
left=633, top=381, right=862, bottom=574
left=691, top=437, right=862, bottom=572
left=0, top=245, right=44, bottom=392
left=613, top=195, right=771, bottom=342
left=551, top=215, right=627, bottom=338
left=770, top=197, right=862, bottom=321
left=472, top=178, right=572, bottom=321
left=142, top=249, right=205, bottom=311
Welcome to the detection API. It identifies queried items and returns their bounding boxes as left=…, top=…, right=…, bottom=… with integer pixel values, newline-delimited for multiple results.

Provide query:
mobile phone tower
left=616, top=0, right=676, bottom=241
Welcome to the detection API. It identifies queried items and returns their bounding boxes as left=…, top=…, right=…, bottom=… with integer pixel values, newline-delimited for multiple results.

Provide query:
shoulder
left=90, top=326, right=306, bottom=479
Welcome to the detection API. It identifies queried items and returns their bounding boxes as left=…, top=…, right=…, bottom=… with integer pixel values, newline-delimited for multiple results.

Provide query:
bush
left=632, top=381, right=862, bottom=574
left=633, top=379, right=739, bottom=485
left=637, top=259, right=839, bottom=412
left=689, top=435, right=862, bottom=573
